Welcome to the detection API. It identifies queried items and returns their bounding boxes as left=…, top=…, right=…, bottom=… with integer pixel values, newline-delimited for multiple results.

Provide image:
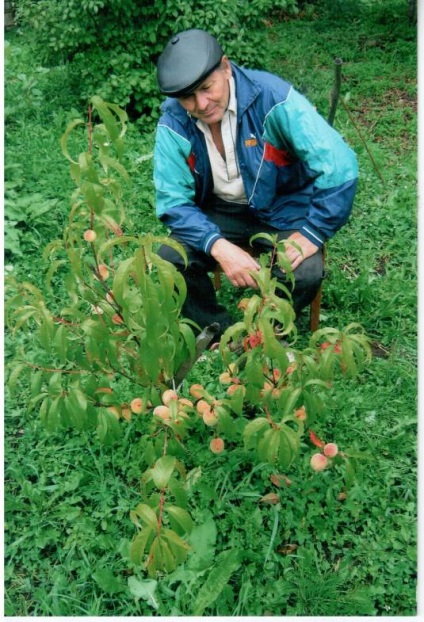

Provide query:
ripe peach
left=130, top=397, right=143, bottom=414
left=310, top=453, right=329, bottom=472
left=196, top=399, right=211, bottom=415
left=323, top=443, right=339, bottom=458
left=153, top=405, right=171, bottom=421
left=162, top=389, right=178, bottom=405
left=272, top=368, right=282, bottom=383
left=189, top=383, right=204, bottom=399
left=202, top=410, right=218, bottom=426
left=97, top=264, right=109, bottom=280
left=83, top=229, right=97, bottom=242
left=210, top=438, right=225, bottom=454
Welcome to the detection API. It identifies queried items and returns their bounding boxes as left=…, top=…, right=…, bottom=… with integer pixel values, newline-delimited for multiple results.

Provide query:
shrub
left=13, top=0, right=299, bottom=124
left=5, top=98, right=373, bottom=577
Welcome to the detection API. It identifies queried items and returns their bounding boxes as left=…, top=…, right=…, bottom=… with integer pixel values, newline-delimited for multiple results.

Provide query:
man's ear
left=221, top=55, right=232, bottom=78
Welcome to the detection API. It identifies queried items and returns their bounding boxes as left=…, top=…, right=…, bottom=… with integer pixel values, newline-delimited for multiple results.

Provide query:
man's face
left=177, top=56, right=232, bottom=125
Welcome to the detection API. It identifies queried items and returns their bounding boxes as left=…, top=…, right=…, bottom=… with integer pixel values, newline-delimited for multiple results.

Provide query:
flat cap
left=157, top=29, right=224, bottom=97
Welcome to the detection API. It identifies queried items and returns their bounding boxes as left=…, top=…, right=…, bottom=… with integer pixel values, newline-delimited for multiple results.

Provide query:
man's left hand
left=285, top=232, right=319, bottom=270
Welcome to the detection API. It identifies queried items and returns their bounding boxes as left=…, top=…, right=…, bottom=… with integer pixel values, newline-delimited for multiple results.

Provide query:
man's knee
left=157, top=242, right=185, bottom=267
left=294, top=252, right=325, bottom=290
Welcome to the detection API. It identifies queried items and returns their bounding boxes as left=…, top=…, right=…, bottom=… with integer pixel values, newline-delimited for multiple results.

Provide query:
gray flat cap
left=157, top=29, right=224, bottom=97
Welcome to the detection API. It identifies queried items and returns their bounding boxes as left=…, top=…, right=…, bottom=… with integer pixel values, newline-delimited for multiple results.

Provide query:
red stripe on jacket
left=264, top=142, right=296, bottom=166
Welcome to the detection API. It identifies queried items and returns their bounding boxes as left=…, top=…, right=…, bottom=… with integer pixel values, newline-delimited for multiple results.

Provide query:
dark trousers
left=158, top=199, right=324, bottom=335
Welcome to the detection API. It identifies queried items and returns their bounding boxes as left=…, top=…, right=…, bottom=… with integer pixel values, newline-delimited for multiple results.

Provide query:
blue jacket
left=154, top=63, right=358, bottom=254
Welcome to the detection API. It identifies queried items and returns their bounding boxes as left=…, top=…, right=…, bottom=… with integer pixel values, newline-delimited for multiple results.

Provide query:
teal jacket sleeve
left=154, top=123, right=223, bottom=253
left=263, top=87, right=358, bottom=246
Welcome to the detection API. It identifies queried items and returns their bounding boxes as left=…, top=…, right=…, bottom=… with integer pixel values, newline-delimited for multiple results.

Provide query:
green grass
left=4, top=0, right=417, bottom=616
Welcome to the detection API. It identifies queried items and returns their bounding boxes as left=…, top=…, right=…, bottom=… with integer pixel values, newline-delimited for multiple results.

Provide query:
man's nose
left=194, top=92, right=209, bottom=111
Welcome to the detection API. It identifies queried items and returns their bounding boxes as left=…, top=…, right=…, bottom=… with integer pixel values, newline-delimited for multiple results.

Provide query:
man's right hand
left=210, top=238, right=261, bottom=289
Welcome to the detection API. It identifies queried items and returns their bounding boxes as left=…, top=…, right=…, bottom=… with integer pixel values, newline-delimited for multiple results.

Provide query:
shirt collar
left=227, top=76, right=237, bottom=114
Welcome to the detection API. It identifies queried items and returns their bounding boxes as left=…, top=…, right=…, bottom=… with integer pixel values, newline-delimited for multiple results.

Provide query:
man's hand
left=210, top=239, right=261, bottom=288
left=284, top=232, right=319, bottom=271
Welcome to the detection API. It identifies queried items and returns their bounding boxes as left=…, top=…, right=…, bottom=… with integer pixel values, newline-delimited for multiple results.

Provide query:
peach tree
left=6, top=98, right=371, bottom=578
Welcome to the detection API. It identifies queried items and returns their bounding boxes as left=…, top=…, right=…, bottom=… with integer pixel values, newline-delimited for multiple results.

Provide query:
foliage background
left=4, top=0, right=417, bottom=616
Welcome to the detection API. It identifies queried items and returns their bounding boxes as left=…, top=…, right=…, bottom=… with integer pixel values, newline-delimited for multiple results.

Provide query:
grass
left=4, top=0, right=417, bottom=616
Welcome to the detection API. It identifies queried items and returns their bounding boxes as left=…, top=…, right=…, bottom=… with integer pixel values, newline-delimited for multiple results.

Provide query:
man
left=154, top=29, right=358, bottom=336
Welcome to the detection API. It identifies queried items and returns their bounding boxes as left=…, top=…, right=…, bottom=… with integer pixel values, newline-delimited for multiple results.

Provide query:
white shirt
left=196, top=77, right=247, bottom=204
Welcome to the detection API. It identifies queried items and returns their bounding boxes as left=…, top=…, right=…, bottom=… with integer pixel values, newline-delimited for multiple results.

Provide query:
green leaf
left=96, top=408, right=122, bottom=445
left=243, top=417, right=270, bottom=449
left=277, top=424, right=300, bottom=469
left=53, top=323, right=68, bottom=364
left=191, top=549, right=242, bottom=616
left=93, top=568, right=125, bottom=594
left=258, top=427, right=280, bottom=463
left=60, top=119, right=85, bottom=163
left=187, top=518, right=217, bottom=571
left=129, top=526, right=155, bottom=564
left=7, top=363, right=28, bottom=394
left=127, top=576, right=159, bottom=610
left=165, top=505, right=193, bottom=536
left=131, top=503, right=158, bottom=529
left=151, top=455, right=176, bottom=490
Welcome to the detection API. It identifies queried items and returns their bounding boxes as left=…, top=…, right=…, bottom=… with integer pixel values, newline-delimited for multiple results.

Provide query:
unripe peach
left=189, top=383, right=204, bottom=399
left=121, top=405, right=132, bottom=422
left=130, top=397, right=143, bottom=414
left=112, top=313, right=124, bottom=325
left=294, top=406, right=307, bottom=421
left=91, top=304, right=104, bottom=315
left=83, top=229, right=97, bottom=242
left=310, top=453, right=329, bottom=471
left=196, top=399, right=211, bottom=415
left=153, top=405, right=171, bottom=421
left=323, top=443, right=339, bottom=458
left=202, top=410, right=218, bottom=426
left=97, top=264, right=109, bottom=280
left=106, top=291, right=115, bottom=304
left=219, top=372, right=233, bottom=384
left=162, top=389, right=178, bottom=405
left=210, top=438, right=225, bottom=454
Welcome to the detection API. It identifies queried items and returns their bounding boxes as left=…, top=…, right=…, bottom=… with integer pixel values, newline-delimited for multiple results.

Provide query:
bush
left=13, top=0, right=299, bottom=125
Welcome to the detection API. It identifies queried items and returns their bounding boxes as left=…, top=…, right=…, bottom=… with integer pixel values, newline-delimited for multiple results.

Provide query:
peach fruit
left=323, top=443, right=339, bottom=458
left=130, top=398, right=143, bottom=414
left=310, top=453, right=329, bottom=471
left=162, top=389, right=178, bottom=405
left=210, top=438, right=225, bottom=454
left=83, top=229, right=97, bottom=242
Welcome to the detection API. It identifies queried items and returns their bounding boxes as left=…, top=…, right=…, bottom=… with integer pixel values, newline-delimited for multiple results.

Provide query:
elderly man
left=154, top=29, right=358, bottom=336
